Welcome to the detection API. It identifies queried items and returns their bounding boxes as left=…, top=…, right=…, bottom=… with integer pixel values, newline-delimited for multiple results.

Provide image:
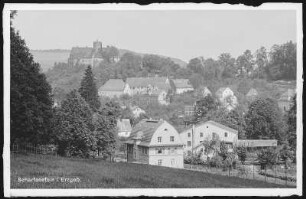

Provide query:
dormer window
left=200, top=132, right=203, bottom=137
left=158, top=137, right=162, bottom=143
left=170, top=136, right=174, bottom=142
left=224, top=132, right=228, bottom=137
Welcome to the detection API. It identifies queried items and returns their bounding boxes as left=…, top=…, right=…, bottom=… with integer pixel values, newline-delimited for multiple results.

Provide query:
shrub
left=209, top=155, right=223, bottom=168
left=257, top=148, right=278, bottom=170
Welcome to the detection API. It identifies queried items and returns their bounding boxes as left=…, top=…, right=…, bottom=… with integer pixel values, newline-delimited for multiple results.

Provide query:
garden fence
left=184, top=162, right=296, bottom=187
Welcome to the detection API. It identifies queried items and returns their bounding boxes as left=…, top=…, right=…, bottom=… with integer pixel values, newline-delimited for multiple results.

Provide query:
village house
left=130, top=105, right=146, bottom=118
left=68, top=40, right=104, bottom=67
left=215, top=87, right=238, bottom=111
left=124, top=77, right=171, bottom=96
left=98, top=79, right=126, bottom=98
left=184, top=105, right=195, bottom=117
left=201, top=86, right=212, bottom=97
left=171, top=79, right=194, bottom=94
left=117, top=119, right=132, bottom=138
left=179, top=121, right=238, bottom=160
left=124, top=77, right=171, bottom=105
left=125, top=119, right=184, bottom=168
left=246, top=88, right=258, bottom=101
left=278, top=89, right=295, bottom=112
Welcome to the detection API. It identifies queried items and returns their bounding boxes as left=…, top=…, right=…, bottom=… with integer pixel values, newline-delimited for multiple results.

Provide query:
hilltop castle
left=68, top=40, right=104, bottom=67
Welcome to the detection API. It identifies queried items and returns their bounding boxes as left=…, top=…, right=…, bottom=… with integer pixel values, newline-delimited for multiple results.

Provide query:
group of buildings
left=98, top=76, right=195, bottom=106
left=123, top=118, right=278, bottom=169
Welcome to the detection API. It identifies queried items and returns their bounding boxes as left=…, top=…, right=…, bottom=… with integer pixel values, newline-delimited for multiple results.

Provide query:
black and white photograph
left=3, top=3, right=303, bottom=197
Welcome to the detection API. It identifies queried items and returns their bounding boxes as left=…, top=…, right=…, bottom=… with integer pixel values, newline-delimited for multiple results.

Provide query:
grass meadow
left=11, top=153, right=291, bottom=188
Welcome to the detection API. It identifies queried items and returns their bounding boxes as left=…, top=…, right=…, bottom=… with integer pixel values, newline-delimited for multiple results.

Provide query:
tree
left=245, top=98, right=286, bottom=141
left=236, top=50, right=255, bottom=78
left=267, top=41, right=296, bottom=80
left=257, top=148, right=278, bottom=170
left=53, top=90, right=97, bottom=157
left=254, top=46, right=268, bottom=79
left=79, top=66, right=101, bottom=111
left=237, top=146, right=247, bottom=165
left=103, top=46, right=119, bottom=63
left=95, top=101, right=121, bottom=160
left=187, top=57, right=204, bottom=74
left=279, top=142, right=293, bottom=168
left=194, top=95, right=218, bottom=123
left=286, top=94, right=296, bottom=159
left=217, top=53, right=236, bottom=78
left=10, top=11, right=53, bottom=145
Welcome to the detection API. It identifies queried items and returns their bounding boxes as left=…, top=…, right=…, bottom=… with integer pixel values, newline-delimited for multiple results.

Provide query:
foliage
left=10, top=11, right=53, bottom=145
left=194, top=95, right=218, bottom=123
left=267, top=41, right=296, bottom=80
left=245, top=98, right=286, bottom=141
left=279, top=143, right=293, bottom=168
left=53, top=90, right=96, bottom=157
left=256, top=148, right=278, bottom=169
left=103, top=46, right=119, bottom=63
left=286, top=94, right=296, bottom=156
left=78, top=66, right=101, bottom=111
left=208, top=155, right=223, bottom=168
left=236, top=50, right=255, bottom=78
left=237, top=146, right=247, bottom=165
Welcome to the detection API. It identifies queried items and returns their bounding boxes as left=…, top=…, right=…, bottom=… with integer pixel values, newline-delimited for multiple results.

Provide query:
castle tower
left=93, top=40, right=102, bottom=51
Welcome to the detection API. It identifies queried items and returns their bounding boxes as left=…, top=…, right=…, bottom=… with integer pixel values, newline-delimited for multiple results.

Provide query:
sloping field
left=11, top=154, right=289, bottom=188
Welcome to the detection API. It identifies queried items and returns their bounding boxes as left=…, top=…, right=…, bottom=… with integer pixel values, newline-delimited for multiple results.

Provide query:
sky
left=12, top=10, right=297, bottom=62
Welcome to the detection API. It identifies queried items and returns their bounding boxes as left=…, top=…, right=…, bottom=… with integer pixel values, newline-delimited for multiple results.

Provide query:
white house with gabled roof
left=215, top=87, right=238, bottom=111
left=125, top=119, right=184, bottom=168
left=179, top=120, right=238, bottom=158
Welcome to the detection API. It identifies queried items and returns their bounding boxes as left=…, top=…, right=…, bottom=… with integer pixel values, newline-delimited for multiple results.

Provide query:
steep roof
left=128, top=119, right=164, bottom=145
left=172, top=79, right=193, bottom=89
left=279, top=89, right=295, bottom=101
left=237, top=139, right=277, bottom=147
left=117, top=119, right=132, bottom=132
left=99, top=79, right=125, bottom=92
left=126, top=77, right=170, bottom=91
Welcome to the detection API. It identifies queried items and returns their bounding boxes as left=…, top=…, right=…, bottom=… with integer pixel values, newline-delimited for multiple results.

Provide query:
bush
left=209, top=155, right=223, bottom=168
left=237, top=165, right=250, bottom=177
left=257, top=148, right=278, bottom=170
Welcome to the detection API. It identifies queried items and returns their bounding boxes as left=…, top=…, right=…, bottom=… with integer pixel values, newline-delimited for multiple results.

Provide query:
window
left=170, top=148, right=175, bottom=154
left=224, top=132, right=228, bottom=137
left=188, top=133, right=191, bottom=137
left=170, top=136, right=174, bottom=142
left=158, top=159, right=162, bottom=166
left=212, top=132, right=217, bottom=140
left=156, top=148, right=163, bottom=154
left=187, top=141, right=191, bottom=147
left=200, top=132, right=203, bottom=137
left=158, top=137, right=162, bottom=143
left=164, top=128, right=168, bottom=131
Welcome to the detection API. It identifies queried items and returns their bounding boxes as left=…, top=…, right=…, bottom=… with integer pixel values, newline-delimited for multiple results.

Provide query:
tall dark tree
left=79, top=66, right=101, bottom=111
left=10, top=11, right=53, bottom=145
left=94, top=101, right=121, bottom=160
left=245, top=98, right=286, bottom=141
left=53, top=90, right=96, bottom=157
